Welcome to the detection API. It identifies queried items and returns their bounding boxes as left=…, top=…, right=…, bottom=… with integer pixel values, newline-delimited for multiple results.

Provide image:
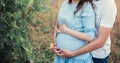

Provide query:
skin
left=72, top=0, right=80, bottom=3
left=56, top=24, right=112, bottom=58
left=59, top=24, right=94, bottom=42
left=53, top=0, right=94, bottom=56
left=53, top=0, right=113, bottom=58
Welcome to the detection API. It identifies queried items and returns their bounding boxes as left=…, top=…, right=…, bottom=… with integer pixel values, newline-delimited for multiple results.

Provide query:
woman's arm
left=57, top=0, right=117, bottom=58
left=53, top=0, right=66, bottom=45
left=59, top=24, right=94, bottom=42
left=59, top=3, right=96, bottom=43
left=58, top=26, right=112, bottom=58
left=59, top=15, right=96, bottom=43
left=53, top=16, right=58, bottom=46
left=53, top=15, right=65, bottom=56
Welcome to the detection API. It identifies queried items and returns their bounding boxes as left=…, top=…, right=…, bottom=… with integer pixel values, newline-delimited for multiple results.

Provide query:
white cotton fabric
left=92, top=0, right=117, bottom=58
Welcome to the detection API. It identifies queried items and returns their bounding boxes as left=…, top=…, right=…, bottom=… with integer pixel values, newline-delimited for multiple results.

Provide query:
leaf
left=19, top=37, right=25, bottom=42
left=12, top=21, right=19, bottom=28
left=41, top=27, right=49, bottom=33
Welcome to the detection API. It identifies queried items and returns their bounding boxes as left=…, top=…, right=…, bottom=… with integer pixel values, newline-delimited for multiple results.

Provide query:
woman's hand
left=53, top=27, right=60, bottom=54
left=59, top=24, right=69, bottom=33
left=55, top=27, right=61, bottom=34
left=54, top=24, right=75, bottom=58
left=54, top=27, right=60, bottom=46
left=53, top=46, right=59, bottom=55
left=53, top=47, right=75, bottom=58
left=57, top=49, right=75, bottom=58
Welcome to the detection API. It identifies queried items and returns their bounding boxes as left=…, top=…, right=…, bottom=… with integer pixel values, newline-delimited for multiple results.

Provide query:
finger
left=57, top=50, right=63, bottom=54
left=56, top=29, right=61, bottom=33
left=55, top=27, right=60, bottom=32
left=53, top=47, right=58, bottom=51
left=60, top=48, right=65, bottom=52
left=53, top=43, right=57, bottom=46
left=50, top=43, right=54, bottom=49
left=53, top=48, right=59, bottom=54
left=59, top=25, right=62, bottom=29
left=55, top=27, right=58, bottom=30
left=57, top=53, right=65, bottom=58
left=55, top=47, right=60, bottom=50
left=56, top=29, right=61, bottom=34
left=54, top=47, right=59, bottom=50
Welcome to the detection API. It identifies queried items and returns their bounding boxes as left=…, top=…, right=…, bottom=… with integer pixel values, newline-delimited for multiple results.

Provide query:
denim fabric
left=93, top=56, right=109, bottom=63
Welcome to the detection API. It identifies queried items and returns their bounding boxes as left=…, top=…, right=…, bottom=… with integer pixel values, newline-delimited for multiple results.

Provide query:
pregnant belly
left=56, top=33, right=87, bottom=51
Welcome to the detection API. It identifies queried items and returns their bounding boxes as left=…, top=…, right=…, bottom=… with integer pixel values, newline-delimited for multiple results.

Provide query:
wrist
left=70, top=51, right=76, bottom=57
left=64, top=27, right=70, bottom=34
left=71, top=50, right=79, bottom=57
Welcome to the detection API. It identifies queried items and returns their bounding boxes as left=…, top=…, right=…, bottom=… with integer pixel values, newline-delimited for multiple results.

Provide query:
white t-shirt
left=92, top=0, right=117, bottom=58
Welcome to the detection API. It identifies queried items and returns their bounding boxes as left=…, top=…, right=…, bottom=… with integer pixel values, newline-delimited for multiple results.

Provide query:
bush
left=0, top=0, right=51, bottom=63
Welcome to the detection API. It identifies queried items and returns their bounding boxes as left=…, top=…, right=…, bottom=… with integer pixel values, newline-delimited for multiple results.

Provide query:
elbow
left=98, top=43, right=104, bottom=48
left=96, top=35, right=108, bottom=48
left=98, top=41, right=106, bottom=48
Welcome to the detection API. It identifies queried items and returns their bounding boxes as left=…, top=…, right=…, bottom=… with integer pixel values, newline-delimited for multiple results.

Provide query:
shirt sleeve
left=81, top=2, right=97, bottom=40
left=100, top=0, right=117, bottom=28
left=59, top=0, right=68, bottom=9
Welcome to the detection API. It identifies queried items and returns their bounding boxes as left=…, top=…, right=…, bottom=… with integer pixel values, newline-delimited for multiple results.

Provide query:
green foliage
left=0, top=0, right=51, bottom=63
left=33, top=48, right=55, bottom=63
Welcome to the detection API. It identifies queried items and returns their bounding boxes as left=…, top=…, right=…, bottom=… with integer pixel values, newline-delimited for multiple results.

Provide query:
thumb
left=56, top=28, right=61, bottom=33
left=60, top=48, right=65, bottom=52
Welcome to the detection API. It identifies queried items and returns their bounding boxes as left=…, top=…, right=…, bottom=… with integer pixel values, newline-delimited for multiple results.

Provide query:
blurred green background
left=0, top=0, right=120, bottom=63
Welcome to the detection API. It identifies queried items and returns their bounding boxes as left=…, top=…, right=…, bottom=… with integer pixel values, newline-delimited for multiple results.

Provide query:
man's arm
left=57, top=26, right=112, bottom=58
left=71, top=0, right=117, bottom=57
left=71, top=26, right=112, bottom=57
left=57, top=0, right=117, bottom=58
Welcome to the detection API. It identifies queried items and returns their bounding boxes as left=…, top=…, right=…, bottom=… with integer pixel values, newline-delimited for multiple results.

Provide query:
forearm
left=65, top=28, right=93, bottom=42
left=54, top=26, right=57, bottom=38
left=71, top=26, right=112, bottom=57
left=54, top=28, right=57, bottom=44
left=72, top=37, right=103, bottom=57
left=53, top=16, right=58, bottom=45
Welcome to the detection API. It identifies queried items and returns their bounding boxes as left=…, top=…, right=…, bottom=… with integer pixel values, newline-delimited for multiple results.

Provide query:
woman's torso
left=56, top=1, right=94, bottom=59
